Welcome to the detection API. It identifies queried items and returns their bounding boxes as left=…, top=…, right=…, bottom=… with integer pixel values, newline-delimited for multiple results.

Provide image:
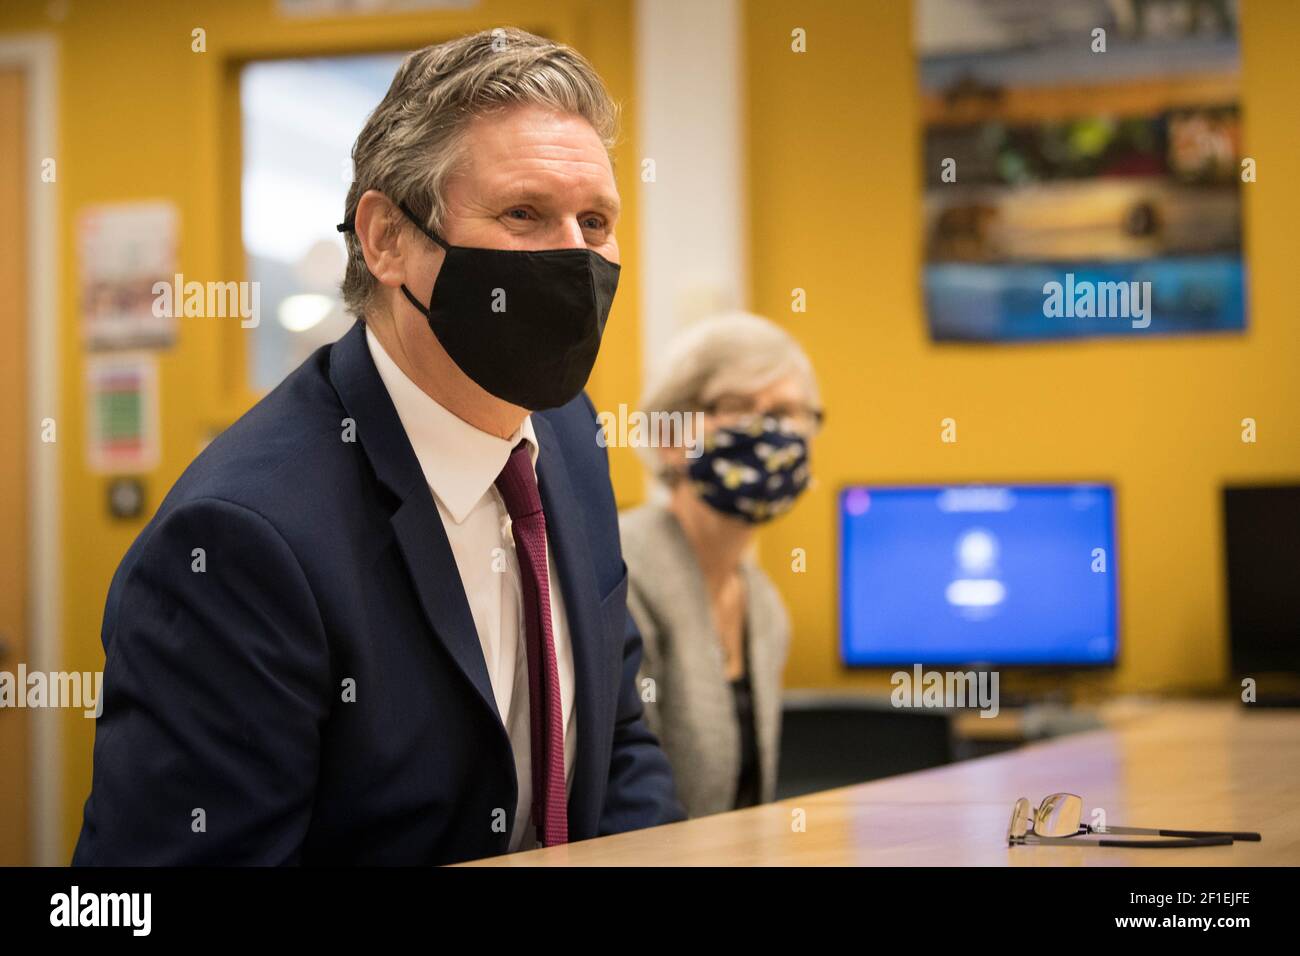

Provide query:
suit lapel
left=531, top=412, right=611, bottom=839
left=328, top=321, right=502, bottom=728
left=389, top=494, right=502, bottom=726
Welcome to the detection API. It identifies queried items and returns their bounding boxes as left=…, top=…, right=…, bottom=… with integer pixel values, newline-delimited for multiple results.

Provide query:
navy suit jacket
left=73, top=320, right=686, bottom=865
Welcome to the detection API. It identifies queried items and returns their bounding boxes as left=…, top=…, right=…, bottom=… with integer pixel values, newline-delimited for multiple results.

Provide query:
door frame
left=0, top=33, right=61, bottom=867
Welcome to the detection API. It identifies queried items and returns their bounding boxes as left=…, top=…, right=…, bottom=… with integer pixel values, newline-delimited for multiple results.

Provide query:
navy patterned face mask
left=686, top=416, right=811, bottom=524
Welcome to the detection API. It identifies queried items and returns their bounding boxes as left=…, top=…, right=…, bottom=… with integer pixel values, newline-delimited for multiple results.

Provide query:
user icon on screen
left=945, top=527, right=1006, bottom=619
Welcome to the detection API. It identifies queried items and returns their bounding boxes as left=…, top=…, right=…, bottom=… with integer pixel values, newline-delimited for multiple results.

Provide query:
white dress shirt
left=366, top=326, right=577, bottom=852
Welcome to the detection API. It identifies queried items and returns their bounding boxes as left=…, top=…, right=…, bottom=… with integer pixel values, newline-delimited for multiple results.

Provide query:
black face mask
left=338, top=201, right=620, bottom=410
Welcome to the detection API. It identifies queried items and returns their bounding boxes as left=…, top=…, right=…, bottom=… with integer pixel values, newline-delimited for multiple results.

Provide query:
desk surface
left=461, top=701, right=1299, bottom=866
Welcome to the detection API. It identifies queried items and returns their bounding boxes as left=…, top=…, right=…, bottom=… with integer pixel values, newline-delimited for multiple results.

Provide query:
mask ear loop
left=393, top=203, right=452, bottom=319
left=394, top=201, right=451, bottom=251
left=336, top=199, right=451, bottom=319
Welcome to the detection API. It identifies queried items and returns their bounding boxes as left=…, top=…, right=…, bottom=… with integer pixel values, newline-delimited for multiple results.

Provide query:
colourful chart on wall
left=914, top=0, right=1246, bottom=342
left=85, top=354, right=159, bottom=474
left=77, top=201, right=178, bottom=351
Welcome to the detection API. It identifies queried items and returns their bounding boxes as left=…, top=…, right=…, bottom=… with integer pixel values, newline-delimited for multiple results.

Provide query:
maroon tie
left=494, top=441, right=568, bottom=846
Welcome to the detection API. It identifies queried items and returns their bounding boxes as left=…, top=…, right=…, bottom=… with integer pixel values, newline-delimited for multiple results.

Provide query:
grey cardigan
left=619, top=502, right=790, bottom=818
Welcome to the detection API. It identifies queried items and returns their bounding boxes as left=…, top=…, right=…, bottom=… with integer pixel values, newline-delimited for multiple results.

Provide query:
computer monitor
left=839, top=483, right=1118, bottom=667
left=1223, top=484, right=1300, bottom=677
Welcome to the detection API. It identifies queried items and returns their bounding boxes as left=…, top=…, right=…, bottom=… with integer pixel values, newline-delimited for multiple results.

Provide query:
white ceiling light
left=278, top=293, right=335, bottom=332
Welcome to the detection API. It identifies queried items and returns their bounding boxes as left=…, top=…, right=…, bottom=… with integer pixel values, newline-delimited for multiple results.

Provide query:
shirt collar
left=365, top=324, right=539, bottom=524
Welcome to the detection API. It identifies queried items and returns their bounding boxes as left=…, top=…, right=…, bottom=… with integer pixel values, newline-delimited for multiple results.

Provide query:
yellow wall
left=743, top=0, right=1300, bottom=695
left=0, top=0, right=642, bottom=862
left=5, top=0, right=1298, bottom=862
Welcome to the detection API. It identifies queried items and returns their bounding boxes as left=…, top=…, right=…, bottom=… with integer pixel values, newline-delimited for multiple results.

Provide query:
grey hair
left=340, top=27, right=619, bottom=319
left=637, top=311, right=822, bottom=486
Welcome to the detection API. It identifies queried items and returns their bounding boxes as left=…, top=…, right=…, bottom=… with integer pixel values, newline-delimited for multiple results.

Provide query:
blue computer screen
left=839, top=484, right=1117, bottom=666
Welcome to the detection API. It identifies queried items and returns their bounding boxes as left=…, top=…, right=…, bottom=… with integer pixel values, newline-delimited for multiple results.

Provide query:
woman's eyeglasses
left=702, top=399, right=825, bottom=437
left=1007, top=793, right=1260, bottom=849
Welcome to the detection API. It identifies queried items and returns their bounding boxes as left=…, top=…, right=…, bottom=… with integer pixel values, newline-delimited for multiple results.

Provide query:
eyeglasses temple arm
left=1019, top=834, right=1234, bottom=848
left=1096, top=835, right=1234, bottom=848
left=1093, top=825, right=1261, bottom=841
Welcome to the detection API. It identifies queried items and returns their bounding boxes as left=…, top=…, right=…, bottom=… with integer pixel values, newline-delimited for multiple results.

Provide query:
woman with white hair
left=621, top=311, right=823, bottom=818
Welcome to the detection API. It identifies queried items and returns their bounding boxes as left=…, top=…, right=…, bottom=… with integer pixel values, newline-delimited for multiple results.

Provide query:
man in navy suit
left=73, top=27, right=685, bottom=865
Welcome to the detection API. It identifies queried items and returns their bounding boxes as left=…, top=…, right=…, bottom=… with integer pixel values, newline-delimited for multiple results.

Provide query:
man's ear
left=354, top=190, right=408, bottom=290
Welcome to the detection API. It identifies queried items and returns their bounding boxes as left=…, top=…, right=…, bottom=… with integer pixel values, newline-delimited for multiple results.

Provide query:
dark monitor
left=1224, top=484, right=1300, bottom=676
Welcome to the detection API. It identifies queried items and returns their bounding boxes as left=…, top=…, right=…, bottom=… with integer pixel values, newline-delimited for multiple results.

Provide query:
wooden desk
left=461, top=701, right=1300, bottom=866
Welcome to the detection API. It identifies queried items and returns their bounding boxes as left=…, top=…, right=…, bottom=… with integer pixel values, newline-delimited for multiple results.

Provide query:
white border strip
left=0, top=32, right=62, bottom=867
left=634, top=0, right=747, bottom=382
